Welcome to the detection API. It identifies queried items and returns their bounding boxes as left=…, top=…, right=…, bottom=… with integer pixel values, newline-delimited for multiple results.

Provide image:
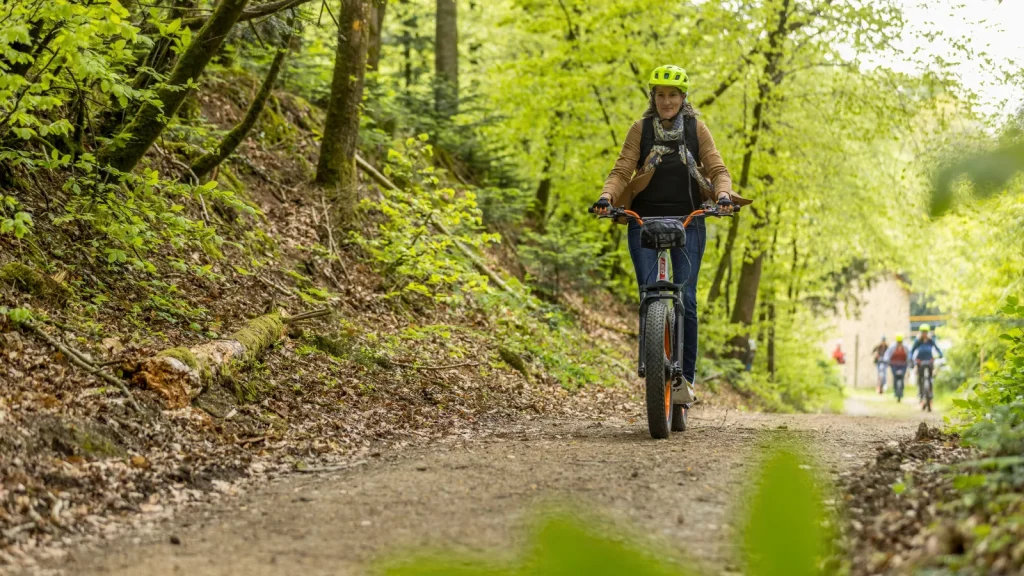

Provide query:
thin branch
left=247, top=19, right=267, bottom=50
left=183, top=0, right=314, bottom=29
left=590, top=84, right=618, bottom=148
left=320, top=0, right=340, bottom=29
left=283, top=308, right=331, bottom=323
left=22, top=321, right=143, bottom=413
left=696, top=52, right=757, bottom=109
left=391, top=361, right=481, bottom=371
left=320, top=190, right=351, bottom=282
left=257, top=275, right=293, bottom=296
left=555, top=0, right=577, bottom=41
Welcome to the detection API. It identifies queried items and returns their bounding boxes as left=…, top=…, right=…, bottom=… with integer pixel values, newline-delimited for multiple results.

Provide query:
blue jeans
left=628, top=220, right=707, bottom=383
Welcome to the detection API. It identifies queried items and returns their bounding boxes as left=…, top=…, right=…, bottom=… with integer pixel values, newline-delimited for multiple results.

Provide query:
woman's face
left=654, top=86, right=685, bottom=120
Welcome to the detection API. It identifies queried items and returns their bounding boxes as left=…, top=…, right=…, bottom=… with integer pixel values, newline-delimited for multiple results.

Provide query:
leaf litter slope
left=51, top=409, right=926, bottom=576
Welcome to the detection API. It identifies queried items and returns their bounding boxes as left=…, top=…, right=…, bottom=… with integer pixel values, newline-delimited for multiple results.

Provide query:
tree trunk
left=707, top=216, right=738, bottom=304
left=134, top=312, right=285, bottom=408
left=527, top=151, right=552, bottom=231
left=767, top=299, right=776, bottom=380
left=400, top=0, right=415, bottom=88
left=367, top=0, right=387, bottom=71
left=529, top=177, right=552, bottom=232
left=725, top=0, right=792, bottom=360
left=730, top=252, right=764, bottom=327
left=97, top=0, right=250, bottom=173
left=724, top=255, right=733, bottom=318
left=434, top=0, right=458, bottom=115
left=190, top=33, right=295, bottom=180
left=314, top=0, right=370, bottom=228
left=134, top=0, right=198, bottom=90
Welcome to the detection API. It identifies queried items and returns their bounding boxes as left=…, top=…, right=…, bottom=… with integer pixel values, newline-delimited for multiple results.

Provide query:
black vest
left=633, top=116, right=703, bottom=216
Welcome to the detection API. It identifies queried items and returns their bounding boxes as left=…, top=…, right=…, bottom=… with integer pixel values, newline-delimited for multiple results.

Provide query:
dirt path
left=38, top=402, right=936, bottom=576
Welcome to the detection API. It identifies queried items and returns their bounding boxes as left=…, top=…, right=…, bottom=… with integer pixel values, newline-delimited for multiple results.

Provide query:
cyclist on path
left=592, top=64, right=750, bottom=393
left=883, top=334, right=911, bottom=401
left=872, top=336, right=888, bottom=394
left=911, top=324, right=943, bottom=405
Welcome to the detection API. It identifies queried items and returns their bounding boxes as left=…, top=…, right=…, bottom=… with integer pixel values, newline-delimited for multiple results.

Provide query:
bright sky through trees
left=896, top=0, right=1023, bottom=117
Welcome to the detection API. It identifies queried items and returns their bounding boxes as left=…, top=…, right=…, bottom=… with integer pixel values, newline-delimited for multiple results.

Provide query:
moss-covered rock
left=0, top=262, right=72, bottom=305
left=45, top=421, right=125, bottom=459
left=498, top=346, right=529, bottom=380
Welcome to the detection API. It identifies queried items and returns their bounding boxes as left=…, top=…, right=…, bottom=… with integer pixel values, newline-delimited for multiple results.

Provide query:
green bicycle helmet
left=648, top=64, right=690, bottom=93
left=919, top=323, right=931, bottom=332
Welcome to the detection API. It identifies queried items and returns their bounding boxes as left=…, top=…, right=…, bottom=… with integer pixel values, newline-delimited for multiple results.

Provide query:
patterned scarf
left=642, top=114, right=714, bottom=193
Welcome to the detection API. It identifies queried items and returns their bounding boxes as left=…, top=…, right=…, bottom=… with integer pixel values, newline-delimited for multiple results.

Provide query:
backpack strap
left=638, top=117, right=655, bottom=170
left=683, top=115, right=700, bottom=163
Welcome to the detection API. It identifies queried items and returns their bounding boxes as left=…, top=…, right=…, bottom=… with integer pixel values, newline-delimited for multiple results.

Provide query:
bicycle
left=589, top=202, right=736, bottom=439
left=890, top=363, right=907, bottom=403
left=916, top=358, right=935, bottom=412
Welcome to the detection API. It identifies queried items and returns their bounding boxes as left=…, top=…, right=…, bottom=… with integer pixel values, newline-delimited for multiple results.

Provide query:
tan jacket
left=600, top=118, right=751, bottom=212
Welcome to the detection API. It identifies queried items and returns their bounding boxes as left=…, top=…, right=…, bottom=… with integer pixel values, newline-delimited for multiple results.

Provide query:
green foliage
left=306, top=331, right=393, bottom=370
left=931, top=104, right=1024, bottom=216
left=0, top=195, right=32, bottom=238
left=955, top=301, right=1024, bottom=425
left=937, top=301, right=1024, bottom=571
left=56, top=160, right=256, bottom=270
left=0, top=306, right=34, bottom=325
left=519, top=226, right=607, bottom=298
left=0, top=0, right=144, bottom=147
left=955, top=301, right=1024, bottom=455
left=383, top=448, right=827, bottom=576
left=931, top=140, right=1024, bottom=216
left=0, top=0, right=263, bottom=275
left=357, top=137, right=499, bottom=303
left=744, top=450, right=826, bottom=576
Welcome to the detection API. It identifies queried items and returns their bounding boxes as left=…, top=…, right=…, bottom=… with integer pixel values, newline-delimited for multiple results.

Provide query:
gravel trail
left=44, top=404, right=934, bottom=575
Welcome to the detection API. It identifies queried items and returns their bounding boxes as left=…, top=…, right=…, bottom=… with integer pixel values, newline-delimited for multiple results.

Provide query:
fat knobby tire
left=645, top=301, right=672, bottom=439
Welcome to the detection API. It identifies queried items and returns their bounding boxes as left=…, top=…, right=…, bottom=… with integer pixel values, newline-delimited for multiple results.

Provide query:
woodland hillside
left=1, top=0, right=1023, bottom=573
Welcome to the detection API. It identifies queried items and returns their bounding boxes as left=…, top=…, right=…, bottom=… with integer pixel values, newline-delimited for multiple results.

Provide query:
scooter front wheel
left=644, top=301, right=672, bottom=439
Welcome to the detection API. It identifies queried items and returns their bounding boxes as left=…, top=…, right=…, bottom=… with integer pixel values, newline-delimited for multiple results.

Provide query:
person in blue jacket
left=911, top=324, right=943, bottom=405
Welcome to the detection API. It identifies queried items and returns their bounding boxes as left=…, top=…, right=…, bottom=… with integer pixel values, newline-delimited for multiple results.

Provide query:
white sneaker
left=671, top=379, right=695, bottom=405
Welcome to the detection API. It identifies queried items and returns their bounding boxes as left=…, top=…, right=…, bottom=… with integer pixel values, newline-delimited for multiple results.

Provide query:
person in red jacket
left=832, top=341, right=846, bottom=365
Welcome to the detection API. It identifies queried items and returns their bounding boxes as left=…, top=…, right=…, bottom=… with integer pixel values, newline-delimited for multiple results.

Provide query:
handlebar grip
left=588, top=205, right=595, bottom=214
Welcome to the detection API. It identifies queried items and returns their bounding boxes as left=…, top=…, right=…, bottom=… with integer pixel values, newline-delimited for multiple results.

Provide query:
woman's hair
left=642, top=87, right=699, bottom=119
